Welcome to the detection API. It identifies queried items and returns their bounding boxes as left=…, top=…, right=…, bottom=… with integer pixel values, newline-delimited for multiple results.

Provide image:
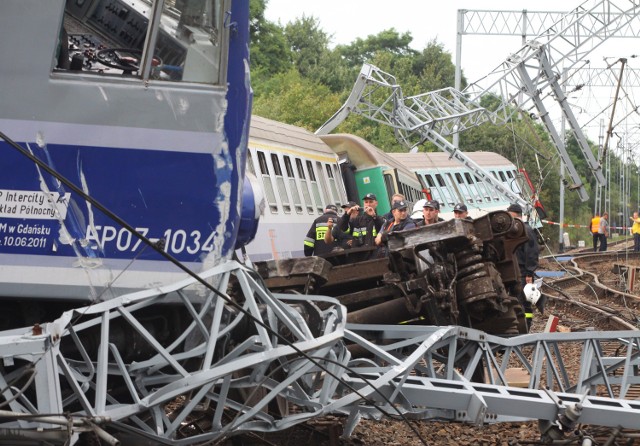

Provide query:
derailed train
left=243, top=116, right=535, bottom=261
left=243, top=116, right=536, bottom=333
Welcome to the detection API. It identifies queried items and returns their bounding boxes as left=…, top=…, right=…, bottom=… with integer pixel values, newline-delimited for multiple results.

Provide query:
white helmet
left=411, top=199, right=427, bottom=220
left=524, top=283, right=541, bottom=305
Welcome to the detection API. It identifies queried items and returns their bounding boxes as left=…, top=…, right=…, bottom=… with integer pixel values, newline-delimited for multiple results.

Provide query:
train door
left=381, top=168, right=400, bottom=214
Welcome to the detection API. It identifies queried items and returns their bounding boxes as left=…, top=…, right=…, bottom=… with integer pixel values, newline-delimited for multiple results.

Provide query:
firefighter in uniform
left=508, top=203, right=540, bottom=332
left=339, top=193, right=384, bottom=248
left=303, top=204, right=339, bottom=256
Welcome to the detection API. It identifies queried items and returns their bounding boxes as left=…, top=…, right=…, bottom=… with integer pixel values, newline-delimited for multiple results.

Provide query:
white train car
left=243, top=116, right=347, bottom=260
left=389, top=151, right=529, bottom=220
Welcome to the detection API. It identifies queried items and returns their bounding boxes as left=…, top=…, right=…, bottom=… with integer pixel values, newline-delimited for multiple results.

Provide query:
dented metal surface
left=257, top=211, right=528, bottom=333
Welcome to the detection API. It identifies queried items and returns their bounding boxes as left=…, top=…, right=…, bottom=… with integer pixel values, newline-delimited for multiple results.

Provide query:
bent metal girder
left=316, top=1, right=640, bottom=206
left=1, top=262, right=640, bottom=444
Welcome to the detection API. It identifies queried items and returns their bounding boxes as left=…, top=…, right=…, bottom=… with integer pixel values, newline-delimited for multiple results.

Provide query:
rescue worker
left=324, top=202, right=355, bottom=250
left=591, top=213, right=601, bottom=252
left=303, top=204, right=339, bottom=256
left=507, top=203, right=540, bottom=332
left=381, top=193, right=406, bottom=225
left=339, top=193, right=384, bottom=248
left=375, top=200, right=416, bottom=246
left=452, top=203, right=470, bottom=220
left=417, top=200, right=444, bottom=226
left=631, top=211, right=640, bottom=252
left=598, top=212, right=609, bottom=252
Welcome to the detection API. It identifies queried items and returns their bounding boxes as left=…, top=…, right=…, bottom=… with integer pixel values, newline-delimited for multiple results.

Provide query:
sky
left=264, top=0, right=640, bottom=147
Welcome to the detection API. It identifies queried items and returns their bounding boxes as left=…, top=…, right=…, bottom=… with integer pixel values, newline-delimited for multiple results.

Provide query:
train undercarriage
left=255, top=211, right=529, bottom=336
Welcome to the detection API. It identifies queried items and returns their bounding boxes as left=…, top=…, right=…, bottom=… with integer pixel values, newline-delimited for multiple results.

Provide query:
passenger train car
left=319, top=134, right=424, bottom=214
left=243, top=124, right=531, bottom=260
left=243, top=116, right=348, bottom=260
left=390, top=151, right=530, bottom=220
left=0, top=0, right=253, bottom=304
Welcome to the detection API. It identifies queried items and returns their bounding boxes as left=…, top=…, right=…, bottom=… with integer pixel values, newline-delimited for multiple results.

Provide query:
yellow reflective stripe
left=525, top=313, right=533, bottom=318
left=304, top=239, right=314, bottom=247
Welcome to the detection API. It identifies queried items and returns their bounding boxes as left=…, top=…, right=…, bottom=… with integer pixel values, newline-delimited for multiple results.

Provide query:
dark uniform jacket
left=340, top=212, right=384, bottom=247
left=380, top=217, right=417, bottom=241
left=415, top=217, right=444, bottom=227
left=303, top=212, right=338, bottom=256
left=516, top=222, right=539, bottom=279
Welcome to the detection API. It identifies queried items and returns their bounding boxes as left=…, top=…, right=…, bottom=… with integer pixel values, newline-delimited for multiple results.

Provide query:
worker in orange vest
left=590, top=213, right=601, bottom=252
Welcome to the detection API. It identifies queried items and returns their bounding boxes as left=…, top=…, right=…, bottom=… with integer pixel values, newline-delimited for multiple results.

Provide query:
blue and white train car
left=0, top=0, right=253, bottom=305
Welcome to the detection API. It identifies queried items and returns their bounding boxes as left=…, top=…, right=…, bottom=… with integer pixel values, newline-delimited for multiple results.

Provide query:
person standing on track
left=631, top=211, right=640, bottom=252
left=598, top=212, right=609, bottom=252
left=591, top=213, right=601, bottom=252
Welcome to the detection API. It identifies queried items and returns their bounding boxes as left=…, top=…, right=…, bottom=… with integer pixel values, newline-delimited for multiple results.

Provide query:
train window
left=498, top=171, right=507, bottom=182
left=296, top=159, right=314, bottom=213
left=284, top=156, right=303, bottom=214
left=424, top=175, right=436, bottom=188
left=316, top=162, right=335, bottom=210
left=424, top=174, right=443, bottom=206
left=60, top=0, right=227, bottom=84
left=445, top=173, right=464, bottom=206
left=506, top=170, right=513, bottom=179
left=271, top=154, right=291, bottom=213
left=473, top=175, right=492, bottom=201
left=307, top=161, right=323, bottom=214
left=325, top=164, right=340, bottom=205
left=284, top=156, right=294, bottom=177
left=436, top=174, right=457, bottom=207
left=257, top=151, right=269, bottom=175
left=464, top=173, right=482, bottom=203
left=257, top=151, right=278, bottom=213
left=453, top=173, right=473, bottom=203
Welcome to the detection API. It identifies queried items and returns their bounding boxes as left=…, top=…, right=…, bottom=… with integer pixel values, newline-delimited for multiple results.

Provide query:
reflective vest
left=591, top=216, right=600, bottom=234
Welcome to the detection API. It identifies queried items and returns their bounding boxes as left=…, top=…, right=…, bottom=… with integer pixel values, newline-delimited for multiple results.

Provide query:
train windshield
left=59, top=0, right=227, bottom=84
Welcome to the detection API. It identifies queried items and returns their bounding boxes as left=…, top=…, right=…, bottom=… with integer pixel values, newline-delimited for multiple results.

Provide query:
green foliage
left=249, top=0, right=290, bottom=76
left=252, top=69, right=342, bottom=131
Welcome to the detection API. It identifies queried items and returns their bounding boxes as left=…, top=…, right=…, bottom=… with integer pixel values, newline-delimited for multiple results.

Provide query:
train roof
left=249, top=115, right=335, bottom=156
left=388, top=151, right=515, bottom=170
left=319, top=133, right=417, bottom=178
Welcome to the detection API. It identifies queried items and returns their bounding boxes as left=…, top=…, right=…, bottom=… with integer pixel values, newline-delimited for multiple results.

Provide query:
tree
left=252, top=69, right=343, bottom=131
left=249, top=0, right=291, bottom=77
